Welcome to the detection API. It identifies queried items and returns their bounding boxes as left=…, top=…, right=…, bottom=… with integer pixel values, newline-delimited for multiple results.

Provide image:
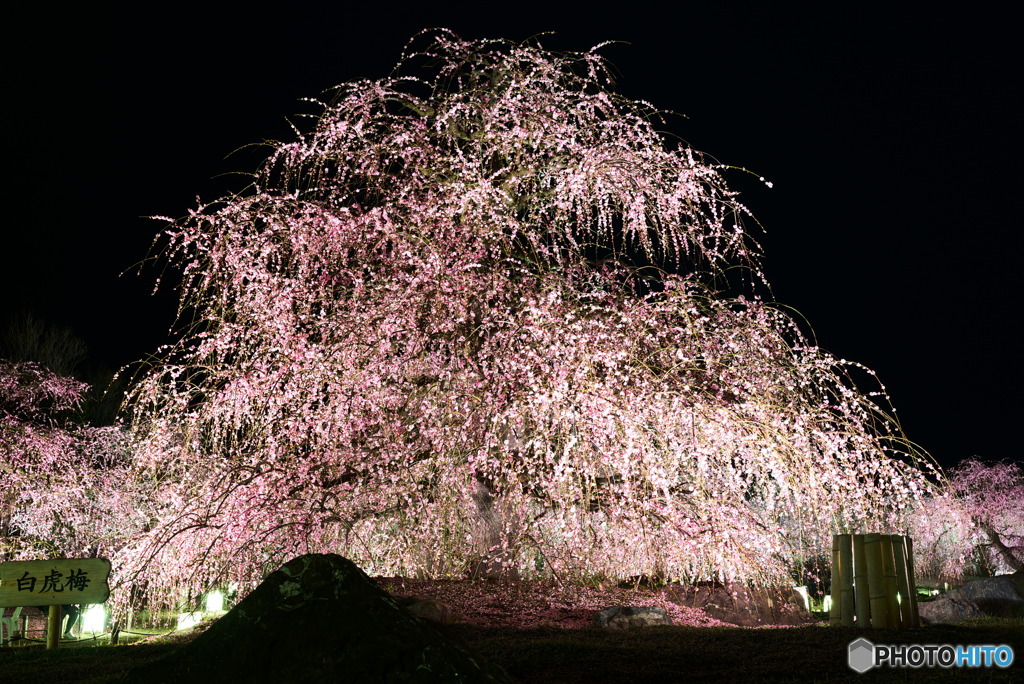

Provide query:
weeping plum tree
left=950, top=459, right=1024, bottom=573
left=1, top=360, right=87, bottom=557
left=908, top=459, right=1024, bottom=581
left=122, top=30, right=938, bottom=612
left=0, top=360, right=140, bottom=562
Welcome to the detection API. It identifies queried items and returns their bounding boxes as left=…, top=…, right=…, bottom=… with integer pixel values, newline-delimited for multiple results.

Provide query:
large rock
left=918, top=575, right=1024, bottom=624
left=953, top=576, right=1024, bottom=618
left=917, top=595, right=984, bottom=624
left=124, top=554, right=512, bottom=683
left=592, top=606, right=673, bottom=628
left=662, top=581, right=815, bottom=627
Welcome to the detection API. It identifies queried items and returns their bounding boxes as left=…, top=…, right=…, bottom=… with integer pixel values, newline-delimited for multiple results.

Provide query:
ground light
left=793, top=585, right=811, bottom=612
left=81, top=604, right=107, bottom=634
left=205, top=589, right=225, bottom=613
left=176, top=612, right=202, bottom=631
left=176, top=588, right=228, bottom=631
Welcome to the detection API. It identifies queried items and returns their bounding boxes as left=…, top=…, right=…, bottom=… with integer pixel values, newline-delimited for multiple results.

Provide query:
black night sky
left=3, top=4, right=1020, bottom=471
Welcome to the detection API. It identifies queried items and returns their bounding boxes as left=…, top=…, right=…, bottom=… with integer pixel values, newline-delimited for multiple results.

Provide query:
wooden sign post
left=0, top=558, right=111, bottom=649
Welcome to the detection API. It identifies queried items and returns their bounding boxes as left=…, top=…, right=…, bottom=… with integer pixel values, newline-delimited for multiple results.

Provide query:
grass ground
left=1, top=583, right=1021, bottom=683
left=2, top=617, right=1020, bottom=682
left=447, top=619, right=1023, bottom=683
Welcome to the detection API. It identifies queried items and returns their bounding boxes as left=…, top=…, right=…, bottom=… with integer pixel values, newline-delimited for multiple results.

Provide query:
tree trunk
left=981, top=523, right=1024, bottom=573
left=470, top=478, right=519, bottom=580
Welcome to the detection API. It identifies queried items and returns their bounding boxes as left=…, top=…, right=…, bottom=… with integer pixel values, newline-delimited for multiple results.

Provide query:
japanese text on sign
left=16, top=568, right=92, bottom=594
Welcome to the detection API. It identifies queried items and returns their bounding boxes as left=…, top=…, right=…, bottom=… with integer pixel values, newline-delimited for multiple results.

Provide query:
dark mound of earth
left=124, top=553, right=512, bottom=683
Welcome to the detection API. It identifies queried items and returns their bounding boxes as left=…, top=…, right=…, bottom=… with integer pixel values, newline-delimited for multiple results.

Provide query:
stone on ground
left=123, top=554, right=511, bottom=683
left=953, top=575, right=1024, bottom=618
left=592, top=606, right=673, bottom=628
left=400, top=596, right=454, bottom=624
left=918, top=574, right=1024, bottom=624
left=917, top=594, right=985, bottom=624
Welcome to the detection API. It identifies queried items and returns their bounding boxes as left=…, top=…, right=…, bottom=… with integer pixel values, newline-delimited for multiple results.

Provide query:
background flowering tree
left=951, top=459, right=1024, bottom=573
left=121, top=31, right=939, bottom=613
left=909, top=459, right=1024, bottom=582
left=0, top=360, right=140, bottom=562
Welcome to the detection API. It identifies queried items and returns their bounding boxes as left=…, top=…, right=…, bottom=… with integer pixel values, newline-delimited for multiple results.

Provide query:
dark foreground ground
left=1, top=617, right=1020, bottom=683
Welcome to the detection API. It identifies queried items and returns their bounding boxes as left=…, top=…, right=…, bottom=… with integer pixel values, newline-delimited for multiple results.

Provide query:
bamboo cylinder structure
left=863, top=534, right=889, bottom=627
left=831, top=533, right=918, bottom=628
left=891, top=536, right=914, bottom=627
left=837, top=534, right=855, bottom=627
left=852, top=534, right=871, bottom=626
left=880, top=535, right=901, bottom=628
left=909, top=536, right=925, bottom=626
left=830, top=537, right=842, bottom=625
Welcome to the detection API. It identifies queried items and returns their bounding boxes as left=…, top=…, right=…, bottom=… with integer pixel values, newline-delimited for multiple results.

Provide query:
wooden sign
left=0, top=558, right=111, bottom=607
